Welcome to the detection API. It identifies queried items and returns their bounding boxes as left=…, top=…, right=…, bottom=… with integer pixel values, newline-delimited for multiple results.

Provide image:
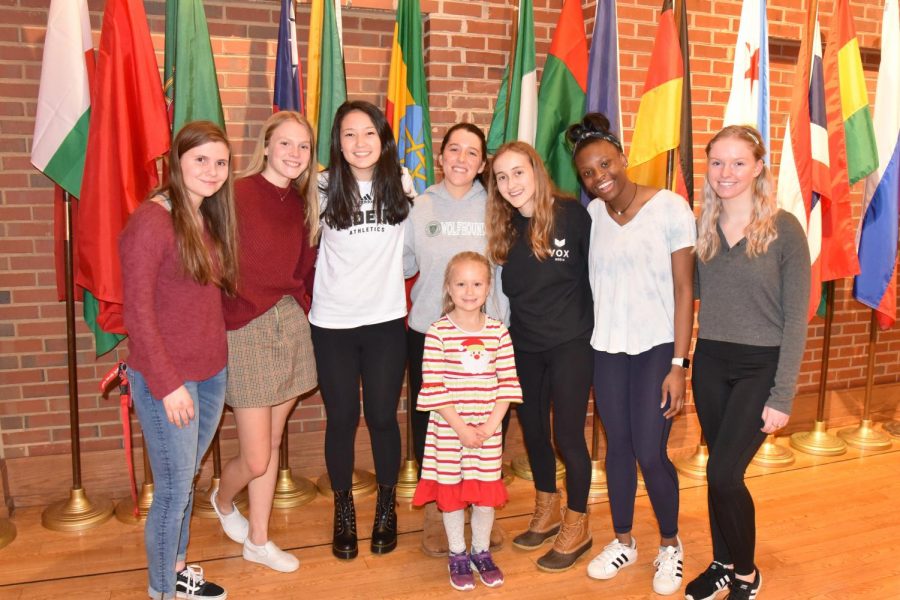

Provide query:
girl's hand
left=761, top=405, right=790, bottom=433
left=474, top=423, right=495, bottom=440
left=660, top=367, right=686, bottom=419
left=457, top=425, right=483, bottom=449
left=162, top=385, right=195, bottom=428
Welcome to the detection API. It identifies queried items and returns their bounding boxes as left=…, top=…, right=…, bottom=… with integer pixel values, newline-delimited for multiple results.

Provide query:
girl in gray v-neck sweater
left=695, top=210, right=810, bottom=414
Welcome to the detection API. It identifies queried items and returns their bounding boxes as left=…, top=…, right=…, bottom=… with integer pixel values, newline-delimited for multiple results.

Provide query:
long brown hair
left=441, top=251, right=492, bottom=316
left=155, top=120, right=238, bottom=294
left=238, top=111, right=320, bottom=243
left=486, top=142, right=560, bottom=264
left=696, top=125, right=778, bottom=262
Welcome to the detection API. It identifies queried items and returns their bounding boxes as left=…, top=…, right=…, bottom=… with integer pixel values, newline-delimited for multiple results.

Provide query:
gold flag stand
left=115, top=442, right=154, bottom=524
left=272, top=428, right=317, bottom=509
left=838, top=312, right=892, bottom=450
left=751, top=434, right=794, bottom=468
left=674, top=436, right=709, bottom=480
left=396, top=374, right=419, bottom=502
left=791, top=282, right=847, bottom=456
left=42, top=191, right=113, bottom=532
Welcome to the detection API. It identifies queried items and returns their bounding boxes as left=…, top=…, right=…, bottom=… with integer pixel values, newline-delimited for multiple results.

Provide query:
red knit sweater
left=119, top=201, right=227, bottom=399
left=222, top=173, right=317, bottom=330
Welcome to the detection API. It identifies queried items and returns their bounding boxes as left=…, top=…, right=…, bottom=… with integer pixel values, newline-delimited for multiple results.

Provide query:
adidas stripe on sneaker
left=586, top=537, right=637, bottom=580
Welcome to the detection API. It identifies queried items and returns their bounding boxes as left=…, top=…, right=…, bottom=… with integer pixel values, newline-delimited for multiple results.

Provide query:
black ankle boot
left=371, top=484, right=397, bottom=554
left=332, top=490, right=358, bottom=560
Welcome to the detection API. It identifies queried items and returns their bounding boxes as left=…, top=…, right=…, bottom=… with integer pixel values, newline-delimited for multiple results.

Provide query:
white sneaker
left=652, top=538, right=684, bottom=595
left=242, top=539, right=300, bottom=573
left=587, top=537, right=637, bottom=580
left=210, top=489, right=249, bottom=543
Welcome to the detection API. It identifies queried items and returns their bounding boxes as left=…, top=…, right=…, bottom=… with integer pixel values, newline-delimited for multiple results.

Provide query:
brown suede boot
left=536, top=507, right=592, bottom=572
left=489, top=519, right=506, bottom=552
left=512, top=490, right=561, bottom=550
left=421, top=502, right=449, bottom=557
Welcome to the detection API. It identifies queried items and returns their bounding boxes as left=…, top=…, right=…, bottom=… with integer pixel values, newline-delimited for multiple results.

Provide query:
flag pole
left=192, top=433, right=250, bottom=517
left=790, top=281, right=847, bottom=454
left=587, top=411, right=608, bottom=502
left=837, top=311, right=892, bottom=449
left=396, top=371, right=419, bottom=501
left=41, top=190, right=113, bottom=532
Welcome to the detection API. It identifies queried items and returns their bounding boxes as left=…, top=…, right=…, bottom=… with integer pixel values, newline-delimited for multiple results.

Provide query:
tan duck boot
left=536, top=506, right=592, bottom=572
left=489, top=519, right=506, bottom=551
left=512, top=490, right=561, bottom=550
left=421, top=501, right=449, bottom=557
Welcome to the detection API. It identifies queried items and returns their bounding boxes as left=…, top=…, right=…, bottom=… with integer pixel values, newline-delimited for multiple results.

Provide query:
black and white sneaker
left=684, top=561, right=734, bottom=600
left=725, top=570, right=761, bottom=600
left=175, top=565, right=227, bottom=599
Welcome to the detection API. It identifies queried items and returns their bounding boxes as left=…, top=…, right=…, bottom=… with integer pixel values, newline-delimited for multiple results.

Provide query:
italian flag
left=31, top=0, right=92, bottom=198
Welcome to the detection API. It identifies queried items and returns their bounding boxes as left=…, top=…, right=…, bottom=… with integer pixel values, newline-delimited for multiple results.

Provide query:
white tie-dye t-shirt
left=587, top=189, right=696, bottom=355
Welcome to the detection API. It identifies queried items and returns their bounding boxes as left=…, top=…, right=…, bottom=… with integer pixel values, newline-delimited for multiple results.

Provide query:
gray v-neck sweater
left=696, top=210, right=811, bottom=413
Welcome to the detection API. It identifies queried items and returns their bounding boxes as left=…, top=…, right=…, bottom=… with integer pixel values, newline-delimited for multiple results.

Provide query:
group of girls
left=119, top=96, right=808, bottom=599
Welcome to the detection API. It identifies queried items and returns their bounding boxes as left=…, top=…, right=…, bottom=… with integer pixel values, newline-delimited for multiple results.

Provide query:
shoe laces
left=469, top=550, right=497, bottom=572
left=179, top=565, right=207, bottom=591
left=449, top=552, right=472, bottom=575
left=654, top=546, right=681, bottom=576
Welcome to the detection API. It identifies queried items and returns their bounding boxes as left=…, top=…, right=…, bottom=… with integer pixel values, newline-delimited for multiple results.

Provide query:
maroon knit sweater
left=222, top=173, right=317, bottom=330
left=120, top=201, right=227, bottom=399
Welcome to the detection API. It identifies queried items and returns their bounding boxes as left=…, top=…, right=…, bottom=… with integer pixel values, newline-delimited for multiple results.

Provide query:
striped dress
left=412, top=315, right=522, bottom=510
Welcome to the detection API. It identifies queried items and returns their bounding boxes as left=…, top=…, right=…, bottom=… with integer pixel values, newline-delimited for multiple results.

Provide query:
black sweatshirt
left=501, top=198, right=594, bottom=353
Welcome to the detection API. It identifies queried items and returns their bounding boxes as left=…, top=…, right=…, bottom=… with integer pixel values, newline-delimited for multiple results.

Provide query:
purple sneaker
left=469, top=549, right=504, bottom=588
left=448, top=551, right=476, bottom=591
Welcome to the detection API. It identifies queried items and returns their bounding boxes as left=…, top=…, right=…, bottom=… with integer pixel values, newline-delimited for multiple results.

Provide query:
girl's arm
left=437, top=406, right=482, bottom=448
left=661, top=246, right=695, bottom=418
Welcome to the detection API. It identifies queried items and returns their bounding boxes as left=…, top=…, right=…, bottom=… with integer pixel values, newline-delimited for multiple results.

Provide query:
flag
left=307, top=0, right=346, bottom=168
left=487, top=0, right=537, bottom=152
left=723, top=0, right=770, bottom=157
left=534, top=0, right=587, bottom=196
left=776, top=3, right=828, bottom=321
left=627, top=0, right=692, bottom=202
left=274, top=0, right=303, bottom=113
left=164, top=0, right=225, bottom=134
left=386, top=0, right=433, bottom=193
left=820, top=0, right=876, bottom=282
left=853, top=0, right=899, bottom=329
left=582, top=0, right=621, bottom=205
left=31, top=0, right=93, bottom=199
left=77, top=0, right=171, bottom=346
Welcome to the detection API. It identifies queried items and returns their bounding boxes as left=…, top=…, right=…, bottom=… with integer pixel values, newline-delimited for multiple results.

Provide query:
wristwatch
left=671, top=357, right=690, bottom=369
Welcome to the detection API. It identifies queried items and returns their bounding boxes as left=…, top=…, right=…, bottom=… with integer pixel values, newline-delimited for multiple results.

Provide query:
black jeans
left=311, top=318, right=407, bottom=490
left=692, top=338, right=779, bottom=576
left=514, top=337, right=593, bottom=513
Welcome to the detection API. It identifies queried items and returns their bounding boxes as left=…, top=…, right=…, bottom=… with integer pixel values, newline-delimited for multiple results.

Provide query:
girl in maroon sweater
left=212, top=111, right=319, bottom=573
left=120, top=121, right=238, bottom=600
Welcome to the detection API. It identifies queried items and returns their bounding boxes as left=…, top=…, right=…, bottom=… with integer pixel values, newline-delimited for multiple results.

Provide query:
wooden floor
left=1, top=432, right=899, bottom=599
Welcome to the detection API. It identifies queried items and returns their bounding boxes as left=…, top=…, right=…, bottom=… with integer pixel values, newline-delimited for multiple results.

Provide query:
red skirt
left=412, top=478, right=508, bottom=512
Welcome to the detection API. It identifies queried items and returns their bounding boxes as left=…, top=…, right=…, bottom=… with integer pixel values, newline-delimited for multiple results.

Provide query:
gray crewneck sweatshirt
left=696, top=210, right=811, bottom=413
left=403, top=180, right=509, bottom=333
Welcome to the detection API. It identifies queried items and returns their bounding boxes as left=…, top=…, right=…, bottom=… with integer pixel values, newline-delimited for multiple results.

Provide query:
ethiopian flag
left=307, top=0, right=346, bottom=168
left=487, top=0, right=537, bottom=153
left=627, top=0, right=686, bottom=195
left=386, top=0, right=433, bottom=193
left=534, top=0, right=587, bottom=196
left=164, top=0, right=225, bottom=133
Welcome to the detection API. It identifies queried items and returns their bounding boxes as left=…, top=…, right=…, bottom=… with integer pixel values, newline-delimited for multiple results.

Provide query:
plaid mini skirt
left=225, top=296, right=317, bottom=408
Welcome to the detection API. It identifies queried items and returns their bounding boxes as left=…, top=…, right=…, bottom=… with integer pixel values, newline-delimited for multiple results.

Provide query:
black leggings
left=311, top=318, right=407, bottom=491
left=692, top=338, right=779, bottom=576
left=594, top=342, right=679, bottom=538
left=514, top=338, right=593, bottom=513
left=407, top=328, right=511, bottom=478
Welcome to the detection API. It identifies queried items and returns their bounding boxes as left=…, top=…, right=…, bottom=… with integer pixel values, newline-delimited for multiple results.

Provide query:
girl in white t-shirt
left=567, top=113, right=696, bottom=596
left=309, top=100, right=414, bottom=562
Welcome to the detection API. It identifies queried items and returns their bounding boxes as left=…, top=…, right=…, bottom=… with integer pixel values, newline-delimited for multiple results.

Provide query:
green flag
left=307, top=0, right=347, bottom=168
left=487, top=0, right=537, bottom=153
left=164, top=0, right=225, bottom=133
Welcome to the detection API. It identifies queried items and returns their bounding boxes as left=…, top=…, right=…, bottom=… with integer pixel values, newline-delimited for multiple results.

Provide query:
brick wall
left=1, top=0, right=897, bottom=508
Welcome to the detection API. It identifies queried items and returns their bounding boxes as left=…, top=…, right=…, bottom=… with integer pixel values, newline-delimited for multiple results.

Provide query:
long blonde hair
left=154, top=121, right=238, bottom=294
left=486, top=142, right=562, bottom=264
left=238, top=111, right=320, bottom=243
left=696, top=125, right=778, bottom=262
left=442, top=251, right=492, bottom=316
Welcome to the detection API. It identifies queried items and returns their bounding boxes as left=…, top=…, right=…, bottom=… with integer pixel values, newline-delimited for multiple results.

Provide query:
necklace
left=611, top=183, right=638, bottom=216
left=276, top=185, right=292, bottom=201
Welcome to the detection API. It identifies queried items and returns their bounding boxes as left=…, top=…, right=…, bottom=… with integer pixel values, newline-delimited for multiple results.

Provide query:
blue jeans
left=130, top=367, right=226, bottom=599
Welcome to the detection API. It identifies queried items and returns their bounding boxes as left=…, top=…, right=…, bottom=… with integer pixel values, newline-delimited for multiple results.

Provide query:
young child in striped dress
left=412, top=251, right=522, bottom=591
